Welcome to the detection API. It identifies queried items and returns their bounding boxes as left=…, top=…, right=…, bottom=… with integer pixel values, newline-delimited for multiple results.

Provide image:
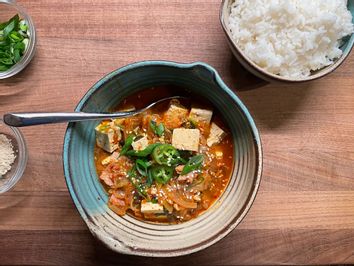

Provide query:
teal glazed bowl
left=63, top=61, right=262, bottom=257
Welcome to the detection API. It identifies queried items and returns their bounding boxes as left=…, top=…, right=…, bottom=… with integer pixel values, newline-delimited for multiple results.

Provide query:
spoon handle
left=3, top=96, right=186, bottom=127
left=3, top=111, right=136, bottom=127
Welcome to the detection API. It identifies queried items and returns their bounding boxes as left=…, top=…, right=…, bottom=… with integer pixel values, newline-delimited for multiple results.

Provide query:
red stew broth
left=94, top=86, right=234, bottom=223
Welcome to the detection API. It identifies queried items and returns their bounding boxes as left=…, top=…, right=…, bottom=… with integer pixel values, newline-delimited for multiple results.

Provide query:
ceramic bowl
left=63, top=61, right=262, bottom=257
left=220, top=0, right=354, bottom=83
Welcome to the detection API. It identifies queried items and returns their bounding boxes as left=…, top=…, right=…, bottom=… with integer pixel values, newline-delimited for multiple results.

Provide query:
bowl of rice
left=220, top=0, right=354, bottom=82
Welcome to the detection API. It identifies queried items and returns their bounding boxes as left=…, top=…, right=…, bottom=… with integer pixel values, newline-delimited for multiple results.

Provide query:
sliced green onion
left=181, top=155, right=204, bottom=175
left=151, top=198, right=158, bottom=204
left=127, top=166, right=147, bottom=198
left=135, top=159, right=151, bottom=177
left=9, top=31, right=24, bottom=42
left=120, top=135, right=134, bottom=156
left=0, top=14, right=29, bottom=72
left=126, top=143, right=161, bottom=157
left=146, top=169, right=153, bottom=187
left=149, top=120, right=165, bottom=136
left=19, top=20, right=28, bottom=32
left=3, top=20, right=15, bottom=37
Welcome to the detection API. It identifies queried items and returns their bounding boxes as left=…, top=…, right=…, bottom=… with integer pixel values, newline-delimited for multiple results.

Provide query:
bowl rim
left=0, top=119, right=28, bottom=193
left=63, top=60, right=263, bottom=256
left=219, top=0, right=354, bottom=83
left=0, top=0, right=37, bottom=79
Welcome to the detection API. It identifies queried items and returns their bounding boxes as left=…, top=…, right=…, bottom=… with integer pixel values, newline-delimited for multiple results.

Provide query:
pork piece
left=177, top=171, right=199, bottom=183
left=175, top=165, right=184, bottom=174
left=163, top=100, right=189, bottom=129
left=99, top=156, right=133, bottom=186
left=172, top=128, right=200, bottom=152
left=189, top=107, right=213, bottom=125
left=109, top=194, right=127, bottom=215
left=207, top=122, right=226, bottom=147
left=95, top=121, right=122, bottom=153
left=100, top=171, right=114, bottom=186
left=110, top=194, right=126, bottom=206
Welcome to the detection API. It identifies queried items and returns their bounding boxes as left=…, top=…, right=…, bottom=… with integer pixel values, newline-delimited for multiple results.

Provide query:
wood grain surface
left=0, top=0, right=353, bottom=265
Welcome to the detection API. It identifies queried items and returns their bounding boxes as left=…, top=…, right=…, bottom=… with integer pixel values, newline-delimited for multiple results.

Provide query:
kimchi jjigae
left=94, top=87, right=234, bottom=223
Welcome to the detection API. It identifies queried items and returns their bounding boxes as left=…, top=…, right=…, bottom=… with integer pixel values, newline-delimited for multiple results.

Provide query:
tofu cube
left=95, top=122, right=122, bottom=153
left=189, top=107, right=213, bottom=125
left=141, top=201, right=165, bottom=214
left=172, top=128, right=200, bottom=152
left=131, top=135, right=149, bottom=151
left=163, top=100, right=189, bottom=129
left=207, top=123, right=226, bottom=147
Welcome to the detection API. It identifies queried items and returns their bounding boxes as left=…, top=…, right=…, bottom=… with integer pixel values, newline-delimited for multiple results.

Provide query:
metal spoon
left=3, top=96, right=186, bottom=127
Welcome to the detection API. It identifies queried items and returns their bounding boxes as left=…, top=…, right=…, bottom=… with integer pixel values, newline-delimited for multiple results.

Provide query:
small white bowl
left=0, top=119, right=28, bottom=193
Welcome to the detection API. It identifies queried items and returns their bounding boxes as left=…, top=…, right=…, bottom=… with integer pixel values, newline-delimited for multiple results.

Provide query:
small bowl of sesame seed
left=0, top=119, right=27, bottom=193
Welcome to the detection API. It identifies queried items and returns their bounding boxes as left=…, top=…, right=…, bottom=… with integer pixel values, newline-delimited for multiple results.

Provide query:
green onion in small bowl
left=0, top=1, right=36, bottom=79
left=0, top=14, right=30, bottom=71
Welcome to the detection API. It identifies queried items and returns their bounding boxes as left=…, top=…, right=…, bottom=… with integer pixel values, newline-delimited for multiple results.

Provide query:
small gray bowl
left=220, top=0, right=354, bottom=83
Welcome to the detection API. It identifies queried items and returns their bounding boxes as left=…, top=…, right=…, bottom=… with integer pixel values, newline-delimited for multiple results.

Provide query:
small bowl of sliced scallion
left=0, top=1, right=36, bottom=79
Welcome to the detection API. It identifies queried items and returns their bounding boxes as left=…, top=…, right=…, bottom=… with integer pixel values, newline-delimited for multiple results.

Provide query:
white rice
left=227, top=0, right=354, bottom=78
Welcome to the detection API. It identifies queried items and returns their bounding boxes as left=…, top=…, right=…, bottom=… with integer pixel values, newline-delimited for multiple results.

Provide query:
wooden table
left=0, top=0, right=353, bottom=265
